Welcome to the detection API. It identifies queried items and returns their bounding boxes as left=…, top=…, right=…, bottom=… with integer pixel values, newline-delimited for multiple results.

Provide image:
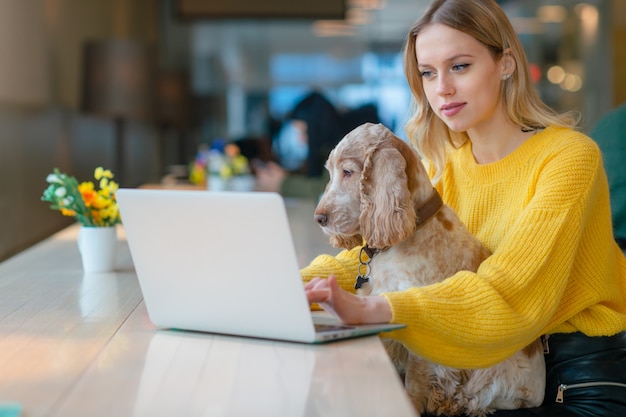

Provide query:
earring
left=502, top=74, right=511, bottom=81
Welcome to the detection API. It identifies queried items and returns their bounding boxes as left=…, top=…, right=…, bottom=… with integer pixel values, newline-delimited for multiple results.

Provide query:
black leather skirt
left=424, top=331, right=626, bottom=417
left=490, top=331, right=626, bottom=417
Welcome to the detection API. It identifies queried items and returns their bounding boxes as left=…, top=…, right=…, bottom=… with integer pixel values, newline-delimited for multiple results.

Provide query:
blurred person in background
left=590, top=102, right=626, bottom=252
left=256, top=91, right=380, bottom=199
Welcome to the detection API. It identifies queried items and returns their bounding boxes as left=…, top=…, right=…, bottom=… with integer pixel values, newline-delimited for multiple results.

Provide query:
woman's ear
left=501, top=48, right=517, bottom=79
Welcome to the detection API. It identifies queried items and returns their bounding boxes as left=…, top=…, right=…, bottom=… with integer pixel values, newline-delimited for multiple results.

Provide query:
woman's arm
left=382, top=132, right=612, bottom=368
left=301, top=130, right=622, bottom=369
left=300, top=245, right=363, bottom=289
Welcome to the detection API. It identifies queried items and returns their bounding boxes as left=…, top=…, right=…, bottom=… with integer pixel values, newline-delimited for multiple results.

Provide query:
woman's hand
left=255, top=161, right=287, bottom=193
left=304, top=275, right=393, bottom=325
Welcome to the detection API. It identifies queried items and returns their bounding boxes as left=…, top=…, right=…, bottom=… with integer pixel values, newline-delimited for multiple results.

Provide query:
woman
left=283, top=91, right=344, bottom=177
left=256, top=91, right=342, bottom=198
left=303, top=0, right=626, bottom=415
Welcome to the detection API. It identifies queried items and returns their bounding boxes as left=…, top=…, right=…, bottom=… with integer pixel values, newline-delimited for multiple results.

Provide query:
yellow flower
left=95, top=167, right=113, bottom=180
left=220, top=165, right=233, bottom=178
left=79, top=182, right=97, bottom=207
left=91, top=194, right=109, bottom=210
left=101, top=204, right=119, bottom=222
left=231, top=155, right=249, bottom=175
left=60, top=208, right=76, bottom=217
left=189, top=163, right=206, bottom=185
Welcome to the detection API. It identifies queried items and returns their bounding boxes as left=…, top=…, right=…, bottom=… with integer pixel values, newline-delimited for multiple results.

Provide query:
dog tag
left=355, top=275, right=370, bottom=290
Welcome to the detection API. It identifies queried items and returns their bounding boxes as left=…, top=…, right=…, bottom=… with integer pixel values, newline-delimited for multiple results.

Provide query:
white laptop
left=116, top=188, right=405, bottom=343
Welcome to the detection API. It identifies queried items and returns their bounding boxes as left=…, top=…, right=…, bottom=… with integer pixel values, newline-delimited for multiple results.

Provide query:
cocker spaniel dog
left=314, top=123, right=545, bottom=417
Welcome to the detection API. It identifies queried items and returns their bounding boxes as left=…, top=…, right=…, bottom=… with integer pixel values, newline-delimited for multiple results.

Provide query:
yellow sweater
left=300, top=126, right=626, bottom=369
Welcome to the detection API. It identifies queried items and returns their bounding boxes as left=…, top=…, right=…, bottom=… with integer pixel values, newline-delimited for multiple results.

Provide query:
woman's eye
left=451, top=63, right=469, bottom=72
left=420, top=70, right=434, bottom=79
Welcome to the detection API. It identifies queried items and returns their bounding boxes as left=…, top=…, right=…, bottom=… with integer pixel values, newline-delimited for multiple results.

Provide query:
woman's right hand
left=304, top=275, right=393, bottom=325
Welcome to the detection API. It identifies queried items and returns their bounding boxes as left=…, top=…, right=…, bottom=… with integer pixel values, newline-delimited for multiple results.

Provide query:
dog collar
left=415, top=188, right=444, bottom=229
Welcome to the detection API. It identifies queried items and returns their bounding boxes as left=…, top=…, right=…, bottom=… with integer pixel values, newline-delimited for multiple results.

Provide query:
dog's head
left=314, top=123, right=429, bottom=249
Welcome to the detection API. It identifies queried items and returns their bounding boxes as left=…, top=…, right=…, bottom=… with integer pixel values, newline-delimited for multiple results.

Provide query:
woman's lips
left=441, top=102, right=466, bottom=117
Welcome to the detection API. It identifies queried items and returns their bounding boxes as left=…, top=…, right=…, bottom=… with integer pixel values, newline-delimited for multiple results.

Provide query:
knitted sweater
left=300, top=126, right=626, bottom=369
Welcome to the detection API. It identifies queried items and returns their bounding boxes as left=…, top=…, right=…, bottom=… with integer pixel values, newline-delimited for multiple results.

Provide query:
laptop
left=116, top=188, right=405, bottom=343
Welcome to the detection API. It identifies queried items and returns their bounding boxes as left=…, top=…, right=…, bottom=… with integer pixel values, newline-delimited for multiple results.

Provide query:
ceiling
left=188, top=0, right=433, bottom=58
left=311, top=0, right=431, bottom=43
left=185, top=0, right=600, bottom=58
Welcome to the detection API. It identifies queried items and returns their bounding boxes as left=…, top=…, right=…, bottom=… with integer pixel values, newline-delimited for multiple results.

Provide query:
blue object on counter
left=0, top=403, right=21, bottom=417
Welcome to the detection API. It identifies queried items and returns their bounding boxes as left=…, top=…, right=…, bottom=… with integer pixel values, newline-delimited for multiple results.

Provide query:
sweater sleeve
left=382, top=134, right=612, bottom=369
left=300, top=246, right=362, bottom=310
left=300, top=246, right=362, bottom=290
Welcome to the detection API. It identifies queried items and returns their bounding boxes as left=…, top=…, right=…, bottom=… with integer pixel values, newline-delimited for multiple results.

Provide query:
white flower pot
left=207, top=176, right=228, bottom=191
left=207, top=175, right=256, bottom=192
left=230, top=175, right=256, bottom=192
left=77, top=226, right=118, bottom=273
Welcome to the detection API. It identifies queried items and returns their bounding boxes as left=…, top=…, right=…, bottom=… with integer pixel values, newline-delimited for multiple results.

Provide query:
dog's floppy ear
left=329, top=234, right=364, bottom=250
left=359, top=139, right=416, bottom=248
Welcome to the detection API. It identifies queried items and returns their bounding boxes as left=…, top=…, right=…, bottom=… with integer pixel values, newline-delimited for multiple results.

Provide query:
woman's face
left=415, top=24, right=506, bottom=133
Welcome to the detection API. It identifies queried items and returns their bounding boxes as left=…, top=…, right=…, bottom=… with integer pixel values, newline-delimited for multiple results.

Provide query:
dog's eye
left=342, top=169, right=353, bottom=177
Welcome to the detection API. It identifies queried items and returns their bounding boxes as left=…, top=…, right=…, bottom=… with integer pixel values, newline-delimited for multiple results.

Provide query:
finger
left=317, top=303, right=338, bottom=318
left=306, top=288, right=330, bottom=305
left=304, top=277, right=323, bottom=290
left=326, top=275, right=344, bottom=300
left=327, top=275, right=340, bottom=290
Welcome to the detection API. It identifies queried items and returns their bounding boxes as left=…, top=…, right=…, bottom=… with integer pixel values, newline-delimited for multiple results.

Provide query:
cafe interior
left=0, top=0, right=623, bottom=263
left=0, top=0, right=626, bottom=416
left=0, top=0, right=625, bottom=414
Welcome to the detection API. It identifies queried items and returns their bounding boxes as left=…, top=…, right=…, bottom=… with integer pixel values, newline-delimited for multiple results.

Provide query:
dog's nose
left=314, top=213, right=328, bottom=227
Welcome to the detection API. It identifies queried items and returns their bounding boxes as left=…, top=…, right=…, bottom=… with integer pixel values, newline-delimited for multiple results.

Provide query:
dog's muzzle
left=314, top=213, right=328, bottom=227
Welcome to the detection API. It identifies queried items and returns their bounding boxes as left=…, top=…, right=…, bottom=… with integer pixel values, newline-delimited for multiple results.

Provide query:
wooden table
left=0, top=198, right=416, bottom=417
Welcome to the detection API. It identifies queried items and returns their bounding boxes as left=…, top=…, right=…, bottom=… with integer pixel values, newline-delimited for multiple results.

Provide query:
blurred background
left=1, top=0, right=624, bottom=261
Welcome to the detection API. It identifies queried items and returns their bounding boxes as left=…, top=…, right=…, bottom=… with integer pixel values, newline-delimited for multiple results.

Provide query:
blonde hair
left=403, top=0, right=578, bottom=183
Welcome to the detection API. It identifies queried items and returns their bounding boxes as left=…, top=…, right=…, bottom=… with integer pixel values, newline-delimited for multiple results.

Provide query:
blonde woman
left=303, top=0, right=626, bottom=415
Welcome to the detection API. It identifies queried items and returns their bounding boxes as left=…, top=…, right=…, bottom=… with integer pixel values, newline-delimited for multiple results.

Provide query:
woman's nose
left=436, top=75, right=454, bottom=96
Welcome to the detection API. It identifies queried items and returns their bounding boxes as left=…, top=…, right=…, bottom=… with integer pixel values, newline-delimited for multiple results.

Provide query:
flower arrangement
left=41, top=167, right=121, bottom=227
left=189, top=141, right=251, bottom=186
left=211, top=143, right=250, bottom=178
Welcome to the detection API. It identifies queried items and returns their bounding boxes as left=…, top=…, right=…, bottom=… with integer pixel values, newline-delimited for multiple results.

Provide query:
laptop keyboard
left=314, top=323, right=355, bottom=333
